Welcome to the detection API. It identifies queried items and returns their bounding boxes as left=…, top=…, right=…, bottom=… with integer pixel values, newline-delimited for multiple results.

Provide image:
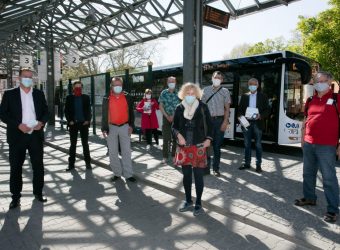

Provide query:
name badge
left=326, top=98, right=334, bottom=105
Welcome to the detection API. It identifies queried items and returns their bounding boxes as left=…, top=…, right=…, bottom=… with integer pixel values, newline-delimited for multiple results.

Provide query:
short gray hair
left=111, top=77, right=123, bottom=85
left=316, top=71, right=332, bottom=82
left=248, top=78, right=259, bottom=85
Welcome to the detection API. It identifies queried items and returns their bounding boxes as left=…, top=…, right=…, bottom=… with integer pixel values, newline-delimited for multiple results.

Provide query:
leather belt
left=110, top=122, right=128, bottom=127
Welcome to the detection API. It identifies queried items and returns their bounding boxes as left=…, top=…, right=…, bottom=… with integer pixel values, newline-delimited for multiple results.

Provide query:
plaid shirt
left=158, top=89, right=180, bottom=116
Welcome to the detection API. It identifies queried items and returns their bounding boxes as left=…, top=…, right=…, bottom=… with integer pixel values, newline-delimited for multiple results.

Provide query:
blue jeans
left=303, top=142, right=339, bottom=214
left=207, top=117, right=225, bottom=172
left=242, top=122, right=262, bottom=167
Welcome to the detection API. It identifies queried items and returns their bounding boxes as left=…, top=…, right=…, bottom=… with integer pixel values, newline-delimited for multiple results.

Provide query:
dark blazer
left=101, top=92, right=135, bottom=133
left=238, top=91, right=270, bottom=130
left=64, top=94, right=92, bottom=124
left=0, top=87, right=49, bottom=144
left=172, top=101, right=213, bottom=145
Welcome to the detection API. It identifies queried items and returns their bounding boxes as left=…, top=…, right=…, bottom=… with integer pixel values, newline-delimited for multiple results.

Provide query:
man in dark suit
left=0, top=68, right=49, bottom=209
left=64, top=81, right=92, bottom=171
left=238, top=78, right=270, bottom=173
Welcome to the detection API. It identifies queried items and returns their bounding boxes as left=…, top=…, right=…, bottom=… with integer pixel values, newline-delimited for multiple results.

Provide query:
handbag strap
left=206, top=87, right=222, bottom=104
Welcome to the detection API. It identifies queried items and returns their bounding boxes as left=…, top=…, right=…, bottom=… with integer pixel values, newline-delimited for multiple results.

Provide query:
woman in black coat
left=172, top=82, right=213, bottom=216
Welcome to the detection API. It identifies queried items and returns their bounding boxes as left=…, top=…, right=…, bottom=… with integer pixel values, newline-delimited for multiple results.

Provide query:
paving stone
left=1, top=124, right=339, bottom=250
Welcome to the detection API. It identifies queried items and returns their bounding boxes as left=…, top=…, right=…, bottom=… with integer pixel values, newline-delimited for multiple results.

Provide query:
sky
left=154, top=0, right=330, bottom=66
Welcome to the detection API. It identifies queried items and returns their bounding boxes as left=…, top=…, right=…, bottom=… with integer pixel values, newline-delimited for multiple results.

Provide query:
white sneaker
left=161, top=158, right=167, bottom=164
left=146, top=145, right=151, bottom=151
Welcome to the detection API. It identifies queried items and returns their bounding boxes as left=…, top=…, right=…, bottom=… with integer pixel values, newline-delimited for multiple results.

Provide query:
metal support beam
left=183, top=0, right=203, bottom=85
left=46, top=38, right=55, bottom=125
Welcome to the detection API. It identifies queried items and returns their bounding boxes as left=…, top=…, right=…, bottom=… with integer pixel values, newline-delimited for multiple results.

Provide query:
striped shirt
left=201, top=86, right=231, bottom=117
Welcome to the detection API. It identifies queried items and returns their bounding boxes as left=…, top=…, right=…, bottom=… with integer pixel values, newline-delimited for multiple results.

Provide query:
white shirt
left=249, top=92, right=257, bottom=108
left=20, top=87, right=37, bottom=126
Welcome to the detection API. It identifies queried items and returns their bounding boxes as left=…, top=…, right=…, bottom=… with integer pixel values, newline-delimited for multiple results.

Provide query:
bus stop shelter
left=0, top=0, right=300, bottom=124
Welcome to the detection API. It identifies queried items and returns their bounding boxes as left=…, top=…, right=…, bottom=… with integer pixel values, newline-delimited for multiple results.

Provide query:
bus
left=120, top=51, right=319, bottom=145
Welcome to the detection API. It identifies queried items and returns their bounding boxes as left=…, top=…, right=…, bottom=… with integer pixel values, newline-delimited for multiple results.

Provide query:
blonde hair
left=178, top=82, right=202, bottom=100
left=144, top=88, right=152, bottom=94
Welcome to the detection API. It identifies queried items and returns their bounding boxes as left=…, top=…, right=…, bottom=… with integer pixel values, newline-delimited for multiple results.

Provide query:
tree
left=223, top=43, right=251, bottom=59
left=62, top=42, right=160, bottom=80
left=244, top=37, right=287, bottom=56
left=106, top=42, right=160, bottom=74
left=296, top=0, right=340, bottom=81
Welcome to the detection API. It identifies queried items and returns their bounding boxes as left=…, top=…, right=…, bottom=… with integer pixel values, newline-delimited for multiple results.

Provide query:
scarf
left=182, top=99, right=199, bottom=120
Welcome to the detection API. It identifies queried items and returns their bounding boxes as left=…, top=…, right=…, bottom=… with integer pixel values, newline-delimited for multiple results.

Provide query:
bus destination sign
left=204, top=5, right=230, bottom=29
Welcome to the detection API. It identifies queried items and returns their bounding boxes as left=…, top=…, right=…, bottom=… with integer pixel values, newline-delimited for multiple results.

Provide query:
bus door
left=235, top=66, right=282, bottom=143
left=277, top=57, right=312, bottom=145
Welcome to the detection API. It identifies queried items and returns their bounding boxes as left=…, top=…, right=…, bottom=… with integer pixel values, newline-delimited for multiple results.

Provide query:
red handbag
left=174, top=145, right=207, bottom=168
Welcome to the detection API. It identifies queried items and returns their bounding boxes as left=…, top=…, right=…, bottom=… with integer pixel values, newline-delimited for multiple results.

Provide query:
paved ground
left=0, top=123, right=339, bottom=250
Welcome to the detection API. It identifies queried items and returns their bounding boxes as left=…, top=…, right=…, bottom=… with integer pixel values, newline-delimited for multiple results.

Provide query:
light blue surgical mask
left=113, top=86, right=122, bottom=94
left=21, top=78, right=33, bottom=88
left=184, top=95, right=196, bottom=105
left=168, top=82, right=175, bottom=89
left=314, top=82, right=329, bottom=92
left=248, top=85, right=257, bottom=92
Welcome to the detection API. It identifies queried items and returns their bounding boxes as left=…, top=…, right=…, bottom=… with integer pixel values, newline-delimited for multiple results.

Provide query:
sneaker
left=255, top=166, right=262, bottom=173
left=161, top=158, right=167, bottom=164
left=193, top=205, right=203, bottom=216
left=178, top=201, right=193, bottom=212
left=111, top=176, right=121, bottom=182
left=126, top=177, right=137, bottom=182
left=146, top=145, right=151, bottom=151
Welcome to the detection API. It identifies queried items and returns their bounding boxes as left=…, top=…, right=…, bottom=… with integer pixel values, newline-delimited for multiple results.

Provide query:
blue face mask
left=21, top=78, right=33, bottom=88
left=113, top=86, right=122, bottom=94
left=168, top=83, right=175, bottom=89
left=184, top=95, right=196, bottom=105
left=248, top=85, right=257, bottom=92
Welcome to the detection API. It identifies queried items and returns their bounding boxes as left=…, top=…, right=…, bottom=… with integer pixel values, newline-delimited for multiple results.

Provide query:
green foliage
left=244, top=37, right=288, bottom=56
left=296, top=0, right=340, bottom=80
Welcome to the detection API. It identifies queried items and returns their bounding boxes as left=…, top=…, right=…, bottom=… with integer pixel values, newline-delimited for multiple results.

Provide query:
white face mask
left=113, top=86, right=122, bottom=94
left=212, top=79, right=221, bottom=87
left=145, top=94, right=151, bottom=99
left=168, top=82, right=176, bottom=89
left=314, top=82, right=329, bottom=92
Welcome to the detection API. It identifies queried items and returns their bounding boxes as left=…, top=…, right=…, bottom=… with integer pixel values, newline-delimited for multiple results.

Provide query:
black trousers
left=182, top=166, right=204, bottom=206
left=145, top=129, right=159, bottom=145
left=68, top=123, right=91, bottom=166
left=9, top=132, right=44, bottom=200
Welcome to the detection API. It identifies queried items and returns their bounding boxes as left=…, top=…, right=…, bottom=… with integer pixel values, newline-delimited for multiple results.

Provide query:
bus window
left=284, top=70, right=304, bottom=121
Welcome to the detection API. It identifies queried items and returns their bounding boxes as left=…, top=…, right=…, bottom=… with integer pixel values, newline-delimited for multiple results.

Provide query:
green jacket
left=101, top=92, right=135, bottom=133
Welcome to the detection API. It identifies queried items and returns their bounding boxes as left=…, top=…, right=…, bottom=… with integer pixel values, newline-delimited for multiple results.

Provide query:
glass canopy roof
left=0, top=0, right=299, bottom=69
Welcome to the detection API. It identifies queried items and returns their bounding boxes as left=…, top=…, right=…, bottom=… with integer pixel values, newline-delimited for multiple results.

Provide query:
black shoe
left=65, top=166, right=75, bottom=171
left=213, top=170, right=221, bottom=177
left=86, top=163, right=92, bottom=169
left=126, top=177, right=137, bottom=182
left=9, top=199, right=20, bottom=209
left=34, top=195, right=47, bottom=203
left=178, top=201, right=193, bottom=212
left=256, top=166, right=263, bottom=173
left=239, top=164, right=251, bottom=170
left=203, top=171, right=211, bottom=176
left=111, top=176, right=121, bottom=182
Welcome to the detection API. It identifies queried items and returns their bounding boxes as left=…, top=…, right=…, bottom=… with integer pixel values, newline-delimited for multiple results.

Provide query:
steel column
left=183, top=0, right=203, bottom=85
left=46, top=40, right=55, bottom=125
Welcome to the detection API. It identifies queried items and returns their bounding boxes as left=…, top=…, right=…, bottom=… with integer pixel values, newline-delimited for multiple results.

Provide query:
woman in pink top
left=136, top=89, right=159, bottom=150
